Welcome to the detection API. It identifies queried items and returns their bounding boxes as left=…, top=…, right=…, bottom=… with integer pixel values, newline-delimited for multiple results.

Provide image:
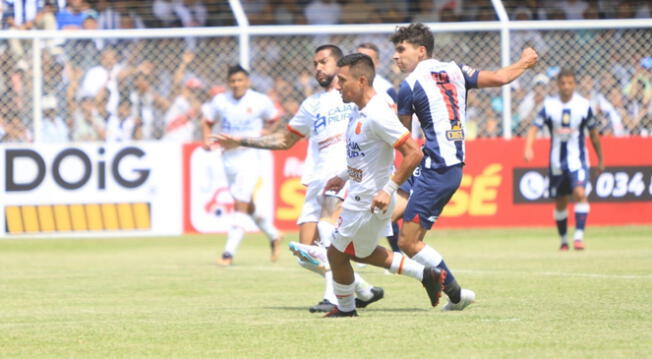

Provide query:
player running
left=524, top=68, right=604, bottom=250
left=202, top=65, right=283, bottom=265
left=391, top=23, right=538, bottom=310
left=323, top=52, right=444, bottom=317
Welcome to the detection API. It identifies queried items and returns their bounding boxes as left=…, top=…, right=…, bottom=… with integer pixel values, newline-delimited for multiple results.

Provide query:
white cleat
left=442, top=288, right=475, bottom=311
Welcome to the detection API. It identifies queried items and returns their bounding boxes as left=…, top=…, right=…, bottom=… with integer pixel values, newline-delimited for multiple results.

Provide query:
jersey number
left=431, top=71, right=460, bottom=123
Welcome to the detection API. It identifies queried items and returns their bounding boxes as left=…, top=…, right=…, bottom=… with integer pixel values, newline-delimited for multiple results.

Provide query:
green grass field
left=1, top=226, right=651, bottom=358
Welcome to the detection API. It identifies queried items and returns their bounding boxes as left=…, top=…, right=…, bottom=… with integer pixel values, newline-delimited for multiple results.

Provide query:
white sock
left=224, top=212, right=248, bottom=256
left=323, top=271, right=338, bottom=304
left=317, top=220, right=335, bottom=247
left=252, top=213, right=280, bottom=241
left=412, top=245, right=443, bottom=267
left=574, top=230, right=584, bottom=241
left=354, top=272, right=373, bottom=301
left=333, top=279, right=356, bottom=312
left=388, top=252, right=424, bottom=281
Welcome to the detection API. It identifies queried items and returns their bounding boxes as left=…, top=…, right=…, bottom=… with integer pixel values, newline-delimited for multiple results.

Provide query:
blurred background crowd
left=0, top=0, right=651, bottom=142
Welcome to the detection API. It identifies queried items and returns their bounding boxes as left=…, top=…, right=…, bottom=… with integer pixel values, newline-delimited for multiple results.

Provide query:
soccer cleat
left=270, top=235, right=283, bottom=262
left=559, top=243, right=569, bottom=251
left=355, top=287, right=384, bottom=308
left=323, top=307, right=358, bottom=318
left=217, top=252, right=233, bottom=266
left=289, top=242, right=329, bottom=274
left=421, top=266, right=446, bottom=307
left=442, top=288, right=476, bottom=311
left=309, top=299, right=336, bottom=313
left=573, top=240, right=585, bottom=250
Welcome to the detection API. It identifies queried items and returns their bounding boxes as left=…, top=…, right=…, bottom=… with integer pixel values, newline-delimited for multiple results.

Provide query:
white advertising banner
left=0, top=142, right=182, bottom=237
left=186, top=145, right=275, bottom=233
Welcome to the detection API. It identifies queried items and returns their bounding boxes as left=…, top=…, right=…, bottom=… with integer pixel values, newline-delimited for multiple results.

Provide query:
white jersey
left=534, top=93, right=596, bottom=175
left=203, top=89, right=279, bottom=138
left=398, top=59, right=479, bottom=169
left=288, top=89, right=355, bottom=184
left=343, top=94, right=410, bottom=212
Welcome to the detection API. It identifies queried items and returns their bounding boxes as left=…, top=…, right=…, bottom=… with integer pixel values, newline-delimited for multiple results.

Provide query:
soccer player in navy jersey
left=524, top=68, right=604, bottom=251
left=391, top=23, right=538, bottom=310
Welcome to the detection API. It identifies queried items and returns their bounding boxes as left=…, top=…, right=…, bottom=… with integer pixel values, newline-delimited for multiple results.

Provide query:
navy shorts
left=550, top=167, right=589, bottom=198
left=403, top=163, right=463, bottom=229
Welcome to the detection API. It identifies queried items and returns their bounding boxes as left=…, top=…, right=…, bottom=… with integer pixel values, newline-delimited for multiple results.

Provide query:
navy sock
left=556, top=218, right=568, bottom=238
left=386, top=222, right=400, bottom=252
left=438, top=260, right=461, bottom=303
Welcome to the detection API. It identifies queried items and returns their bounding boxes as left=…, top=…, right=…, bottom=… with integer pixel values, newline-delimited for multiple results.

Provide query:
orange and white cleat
left=573, top=240, right=585, bottom=251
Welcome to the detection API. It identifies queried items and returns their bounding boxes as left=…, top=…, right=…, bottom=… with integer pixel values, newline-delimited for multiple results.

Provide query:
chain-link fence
left=1, top=26, right=651, bottom=143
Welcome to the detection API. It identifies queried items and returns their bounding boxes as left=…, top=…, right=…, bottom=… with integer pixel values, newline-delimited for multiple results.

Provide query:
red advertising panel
left=270, top=137, right=652, bottom=230
left=438, top=136, right=652, bottom=227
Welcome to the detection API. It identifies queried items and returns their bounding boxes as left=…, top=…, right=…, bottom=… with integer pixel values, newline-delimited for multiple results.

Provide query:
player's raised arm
left=212, top=127, right=303, bottom=150
left=477, top=47, right=539, bottom=88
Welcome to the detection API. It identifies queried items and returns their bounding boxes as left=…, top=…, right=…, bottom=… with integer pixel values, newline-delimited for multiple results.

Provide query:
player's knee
left=397, top=234, right=418, bottom=256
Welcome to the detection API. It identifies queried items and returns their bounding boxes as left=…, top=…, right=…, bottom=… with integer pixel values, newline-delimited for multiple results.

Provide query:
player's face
left=313, top=49, right=338, bottom=88
left=336, top=66, right=360, bottom=104
left=228, top=72, right=250, bottom=99
left=557, top=75, right=576, bottom=99
left=393, top=41, right=425, bottom=73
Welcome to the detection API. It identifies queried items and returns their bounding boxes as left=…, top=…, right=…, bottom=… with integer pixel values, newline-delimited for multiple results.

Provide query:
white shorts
left=222, top=148, right=260, bottom=203
left=331, top=197, right=395, bottom=258
left=297, top=177, right=347, bottom=224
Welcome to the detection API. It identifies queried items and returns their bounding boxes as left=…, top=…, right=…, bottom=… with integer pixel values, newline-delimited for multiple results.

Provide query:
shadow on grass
left=264, top=306, right=429, bottom=313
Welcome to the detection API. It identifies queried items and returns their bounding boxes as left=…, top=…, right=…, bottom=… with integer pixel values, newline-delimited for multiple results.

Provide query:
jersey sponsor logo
left=347, top=166, right=363, bottom=183
left=461, top=65, right=477, bottom=78
left=346, top=140, right=365, bottom=158
left=317, top=134, right=343, bottom=150
left=313, top=105, right=352, bottom=135
left=445, top=120, right=465, bottom=141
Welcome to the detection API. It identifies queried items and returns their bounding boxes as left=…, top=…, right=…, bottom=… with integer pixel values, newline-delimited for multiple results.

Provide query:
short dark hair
left=315, top=44, right=343, bottom=61
left=390, top=23, right=434, bottom=57
left=337, top=53, right=375, bottom=86
left=558, top=68, right=576, bottom=80
left=227, top=64, right=249, bottom=78
left=357, top=42, right=379, bottom=55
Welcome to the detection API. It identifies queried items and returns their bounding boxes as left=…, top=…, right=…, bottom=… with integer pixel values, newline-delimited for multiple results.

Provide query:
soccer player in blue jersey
left=391, top=23, right=538, bottom=310
left=524, top=68, right=604, bottom=251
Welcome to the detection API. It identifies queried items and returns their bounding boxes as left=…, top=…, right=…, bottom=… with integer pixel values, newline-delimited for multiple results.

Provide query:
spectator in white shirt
left=40, top=95, right=70, bottom=142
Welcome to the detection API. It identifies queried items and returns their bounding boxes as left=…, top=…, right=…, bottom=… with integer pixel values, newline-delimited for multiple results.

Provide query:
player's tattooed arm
left=240, top=130, right=301, bottom=150
left=213, top=123, right=302, bottom=150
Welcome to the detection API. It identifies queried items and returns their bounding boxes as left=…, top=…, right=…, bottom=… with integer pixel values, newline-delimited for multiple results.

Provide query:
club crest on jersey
left=562, top=112, right=571, bottom=125
left=446, top=120, right=464, bottom=141
left=355, top=121, right=362, bottom=134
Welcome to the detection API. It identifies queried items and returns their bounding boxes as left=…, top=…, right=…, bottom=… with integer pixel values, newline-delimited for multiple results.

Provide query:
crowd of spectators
left=0, top=0, right=651, bottom=143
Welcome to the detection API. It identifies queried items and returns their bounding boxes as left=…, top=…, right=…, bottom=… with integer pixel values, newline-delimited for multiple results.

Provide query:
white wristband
left=382, top=180, right=399, bottom=196
left=337, top=168, right=349, bottom=180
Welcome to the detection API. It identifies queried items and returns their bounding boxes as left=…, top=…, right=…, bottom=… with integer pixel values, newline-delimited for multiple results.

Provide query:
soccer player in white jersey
left=202, top=65, right=283, bottom=266
left=391, top=23, right=538, bottom=310
left=213, top=45, right=384, bottom=313
left=322, top=53, right=446, bottom=317
left=524, top=68, right=604, bottom=251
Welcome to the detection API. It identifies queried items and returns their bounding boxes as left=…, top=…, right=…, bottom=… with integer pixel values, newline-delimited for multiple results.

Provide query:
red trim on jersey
left=412, top=214, right=421, bottom=224
left=344, top=242, right=356, bottom=256
left=286, top=124, right=305, bottom=137
left=398, top=255, right=406, bottom=275
left=393, top=132, right=411, bottom=148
